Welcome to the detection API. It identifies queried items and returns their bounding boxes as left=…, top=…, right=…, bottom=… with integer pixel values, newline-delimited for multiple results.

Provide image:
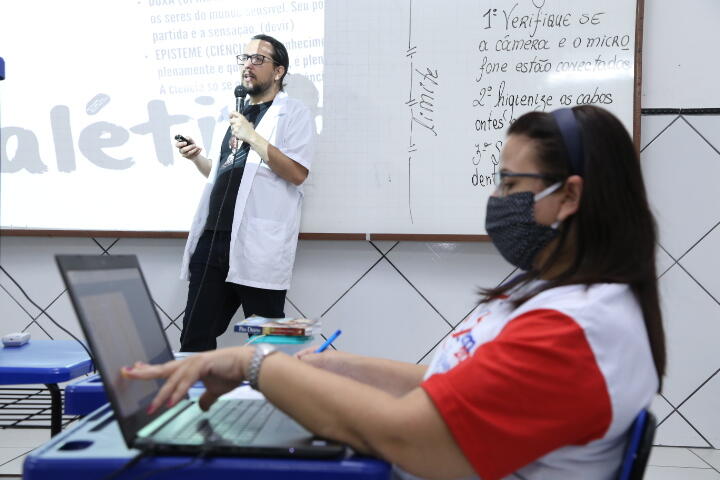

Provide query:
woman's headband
left=551, top=108, right=585, bottom=177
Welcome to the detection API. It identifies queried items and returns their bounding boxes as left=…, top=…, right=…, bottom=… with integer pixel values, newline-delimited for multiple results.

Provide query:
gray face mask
left=485, top=183, right=562, bottom=271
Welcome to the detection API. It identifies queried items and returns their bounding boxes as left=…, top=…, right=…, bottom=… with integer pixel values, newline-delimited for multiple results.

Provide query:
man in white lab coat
left=175, top=34, right=315, bottom=351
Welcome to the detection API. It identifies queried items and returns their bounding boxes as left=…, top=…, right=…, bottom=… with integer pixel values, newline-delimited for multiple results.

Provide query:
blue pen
left=315, top=329, right=342, bottom=353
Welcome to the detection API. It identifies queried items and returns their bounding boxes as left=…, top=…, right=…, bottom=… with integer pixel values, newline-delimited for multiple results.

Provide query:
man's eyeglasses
left=236, top=54, right=278, bottom=66
left=492, top=171, right=564, bottom=197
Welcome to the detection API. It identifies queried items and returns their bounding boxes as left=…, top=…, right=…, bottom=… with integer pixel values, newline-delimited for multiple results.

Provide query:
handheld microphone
left=235, top=85, right=248, bottom=114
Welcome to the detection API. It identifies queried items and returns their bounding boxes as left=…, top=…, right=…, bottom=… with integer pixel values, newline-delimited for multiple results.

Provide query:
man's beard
left=244, top=76, right=273, bottom=97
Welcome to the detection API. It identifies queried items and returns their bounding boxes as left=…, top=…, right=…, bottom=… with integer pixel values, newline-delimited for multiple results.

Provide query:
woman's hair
left=482, top=105, right=666, bottom=384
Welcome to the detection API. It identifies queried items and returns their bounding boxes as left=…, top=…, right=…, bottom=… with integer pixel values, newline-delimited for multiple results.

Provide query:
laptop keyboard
left=174, top=399, right=276, bottom=445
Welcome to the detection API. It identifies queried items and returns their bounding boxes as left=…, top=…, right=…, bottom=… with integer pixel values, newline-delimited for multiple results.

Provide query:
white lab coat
left=180, top=91, right=315, bottom=290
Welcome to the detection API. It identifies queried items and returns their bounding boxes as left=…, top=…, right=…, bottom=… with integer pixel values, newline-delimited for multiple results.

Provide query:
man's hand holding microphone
left=229, top=112, right=269, bottom=161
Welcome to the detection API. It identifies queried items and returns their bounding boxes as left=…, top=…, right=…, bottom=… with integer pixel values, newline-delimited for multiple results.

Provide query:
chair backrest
left=617, top=409, right=657, bottom=480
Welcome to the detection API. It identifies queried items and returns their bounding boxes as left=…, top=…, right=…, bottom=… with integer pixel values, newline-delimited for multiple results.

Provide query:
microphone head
left=234, top=85, right=248, bottom=99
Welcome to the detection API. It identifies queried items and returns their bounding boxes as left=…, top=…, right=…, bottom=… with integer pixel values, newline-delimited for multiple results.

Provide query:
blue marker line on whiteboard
left=315, top=329, right=342, bottom=353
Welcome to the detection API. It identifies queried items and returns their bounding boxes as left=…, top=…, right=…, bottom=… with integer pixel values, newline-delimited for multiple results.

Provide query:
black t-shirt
left=205, top=100, right=273, bottom=231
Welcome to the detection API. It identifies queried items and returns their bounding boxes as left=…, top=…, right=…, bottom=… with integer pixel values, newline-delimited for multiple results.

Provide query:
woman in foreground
left=125, top=105, right=665, bottom=480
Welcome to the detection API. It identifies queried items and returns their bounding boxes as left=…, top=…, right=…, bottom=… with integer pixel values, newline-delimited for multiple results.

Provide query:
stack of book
left=234, top=316, right=320, bottom=337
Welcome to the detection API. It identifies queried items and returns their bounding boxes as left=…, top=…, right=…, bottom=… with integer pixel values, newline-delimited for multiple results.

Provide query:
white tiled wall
left=640, top=114, right=720, bottom=448
left=2, top=0, right=719, bottom=468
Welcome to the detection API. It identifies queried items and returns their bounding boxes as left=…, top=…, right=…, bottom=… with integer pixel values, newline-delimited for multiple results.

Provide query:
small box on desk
left=234, top=316, right=320, bottom=337
left=234, top=317, right=319, bottom=355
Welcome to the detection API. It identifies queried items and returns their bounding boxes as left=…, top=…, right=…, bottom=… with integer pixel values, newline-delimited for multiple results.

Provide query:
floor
left=0, top=426, right=719, bottom=478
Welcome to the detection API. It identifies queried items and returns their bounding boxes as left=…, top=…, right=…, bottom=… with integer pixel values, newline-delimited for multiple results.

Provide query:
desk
left=23, top=404, right=392, bottom=479
left=63, top=374, right=107, bottom=416
left=0, top=340, right=94, bottom=436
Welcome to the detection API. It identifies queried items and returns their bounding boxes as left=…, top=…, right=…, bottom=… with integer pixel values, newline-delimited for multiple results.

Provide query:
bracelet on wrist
left=247, top=344, right=277, bottom=390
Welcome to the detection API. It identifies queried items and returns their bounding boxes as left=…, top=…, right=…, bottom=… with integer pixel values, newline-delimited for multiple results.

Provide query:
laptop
left=55, top=254, right=346, bottom=458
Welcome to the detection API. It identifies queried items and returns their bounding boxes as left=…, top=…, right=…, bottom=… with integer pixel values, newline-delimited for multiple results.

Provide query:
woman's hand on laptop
left=122, top=346, right=254, bottom=414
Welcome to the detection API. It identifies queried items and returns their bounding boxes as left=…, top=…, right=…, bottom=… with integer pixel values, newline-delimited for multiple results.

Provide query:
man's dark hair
left=252, top=34, right=289, bottom=91
left=482, top=105, right=666, bottom=388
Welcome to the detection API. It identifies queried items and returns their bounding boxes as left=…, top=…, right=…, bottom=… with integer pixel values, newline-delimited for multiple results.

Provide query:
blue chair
left=618, top=409, right=657, bottom=480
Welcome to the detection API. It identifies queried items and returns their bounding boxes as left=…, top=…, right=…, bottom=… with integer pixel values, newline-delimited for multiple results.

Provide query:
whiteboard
left=0, top=0, right=639, bottom=236
left=302, top=0, right=639, bottom=235
left=0, top=0, right=325, bottom=233
left=642, top=0, right=720, bottom=109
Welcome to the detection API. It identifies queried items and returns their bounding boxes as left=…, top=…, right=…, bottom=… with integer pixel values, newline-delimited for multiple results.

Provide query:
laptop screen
left=57, top=255, right=177, bottom=445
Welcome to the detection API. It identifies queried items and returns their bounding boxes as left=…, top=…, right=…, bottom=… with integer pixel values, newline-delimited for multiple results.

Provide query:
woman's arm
left=296, top=349, right=428, bottom=397
left=125, top=347, right=474, bottom=480
left=260, top=352, right=473, bottom=479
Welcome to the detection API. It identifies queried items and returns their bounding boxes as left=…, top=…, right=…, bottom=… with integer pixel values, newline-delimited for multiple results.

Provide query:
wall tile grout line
left=454, top=304, right=480, bottom=329
left=656, top=393, right=677, bottom=425
left=319, top=241, right=399, bottom=318
left=674, top=220, right=720, bottom=268
left=20, top=318, right=53, bottom=340
left=647, top=110, right=720, bottom=426
left=415, top=330, right=451, bottom=365
left=153, top=301, right=177, bottom=328
left=656, top=367, right=720, bottom=444
left=680, top=116, right=720, bottom=158
left=163, top=311, right=184, bottom=333
left=285, top=296, right=306, bottom=319
left=496, top=267, right=520, bottom=289
left=0, top=446, right=36, bottom=468
left=652, top=446, right=714, bottom=451
left=646, top=464, right=715, bottom=471
left=0, top=265, right=60, bottom=340
left=371, top=241, right=401, bottom=257
left=689, top=448, right=720, bottom=474
left=106, top=238, right=121, bottom=253
left=415, top=300, right=489, bottom=364
left=91, top=238, right=108, bottom=254
left=32, top=289, right=67, bottom=324
left=368, top=242, right=453, bottom=329
left=414, top=267, right=529, bottom=364
left=656, top=243, right=677, bottom=280
left=91, top=237, right=104, bottom=253
left=91, top=237, right=120, bottom=255
left=640, top=115, right=681, bottom=153
left=171, top=312, right=183, bottom=331
left=676, top=260, right=720, bottom=309
left=673, top=409, right=715, bottom=449
left=20, top=289, right=69, bottom=340
left=0, top=281, right=38, bottom=322
left=319, top=255, right=386, bottom=318
left=0, top=266, right=90, bottom=349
